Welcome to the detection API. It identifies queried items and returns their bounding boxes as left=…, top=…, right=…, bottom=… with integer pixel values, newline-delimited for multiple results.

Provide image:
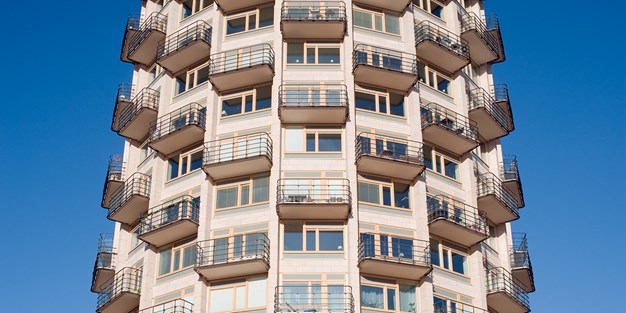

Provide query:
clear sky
left=0, top=1, right=624, bottom=312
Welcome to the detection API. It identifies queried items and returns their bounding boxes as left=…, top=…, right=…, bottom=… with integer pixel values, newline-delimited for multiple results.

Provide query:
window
left=221, top=85, right=272, bottom=117
left=413, top=0, right=445, bottom=19
left=282, top=281, right=346, bottom=311
left=226, top=5, right=273, bottom=36
left=148, top=64, right=162, bottom=84
left=167, top=145, right=203, bottom=181
left=284, top=222, right=344, bottom=252
left=209, top=276, right=267, bottom=313
left=285, top=127, right=343, bottom=154
left=158, top=240, right=196, bottom=276
left=355, top=46, right=404, bottom=71
left=361, top=277, right=416, bottom=312
left=353, top=6, right=401, bottom=35
left=359, top=233, right=415, bottom=260
left=430, top=238, right=469, bottom=276
left=215, top=176, right=270, bottom=210
left=211, top=231, right=268, bottom=263
left=182, top=0, right=214, bottom=18
left=282, top=84, right=344, bottom=107
left=433, top=291, right=475, bottom=313
left=287, top=42, right=341, bottom=65
left=129, top=226, right=141, bottom=252
left=175, top=62, right=210, bottom=95
left=417, top=62, right=452, bottom=95
left=358, top=175, right=410, bottom=209
left=355, top=85, right=405, bottom=117
left=423, top=145, right=460, bottom=180
left=139, top=141, right=153, bottom=162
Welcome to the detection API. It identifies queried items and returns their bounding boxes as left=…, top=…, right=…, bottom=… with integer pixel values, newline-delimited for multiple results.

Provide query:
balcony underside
left=356, top=156, right=424, bottom=181
left=468, top=107, right=508, bottom=142
left=203, top=155, right=272, bottom=181
left=353, top=65, right=416, bottom=92
left=281, top=21, right=346, bottom=39
left=128, top=30, right=166, bottom=66
left=102, top=180, right=124, bottom=208
left=487, top=291, right=529, bottom=313
left=91, top=267, right=115, bottom=293
left=277, top=203, right=350, bottom=220
left=97, top=291, right=140, bottom=313
left=216, top=0, right=273, bottom=13
left=422, top=124, right=478, bottom=155
left=121, top=29, right=138, bottom=62
left=461, top=30, right=498, bottom=65
left=512, top=267, right=535, bottom=293
left=158, top=40, right=212, bottom=74
left=477, top=194, right=518, bottom=224
left=196, top=258, right=269, bottom=281
left=415, top=41, right=469, bottom=74
left=353, top=0, right=409, bottom=12
left=359, top=258, right=431, bottom=280
left=117, top=108, right=158, bottom=142
left=209, top=65, right=274, bottom=93
left=503, top=180, right=524, bottom=208
left=487, top=28, right=505, bottom=63
left=150, top=125, right=205, bottom=156
left=108, top=195, right=150, bottom=225
left=279, top=106, right=348, bottom=124
left=495, top=99, right=514, bottom=132
left=428, top=219, right=488, bottom=247
left=138, top=219, right=199, bottom=248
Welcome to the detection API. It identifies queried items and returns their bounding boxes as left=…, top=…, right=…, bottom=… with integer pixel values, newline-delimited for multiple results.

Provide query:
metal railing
left=138, top=195, right=199, bottom=236
left=105, top=154, right=126, bottom=183
left=500, top=155, right=519, bottom=182
left=275, top=285, right=354, bottom=313
left=427, top=195, right=488, bottom=236
left=128, top=12, right=167, bottom=56
left=281, top=1, right=347, bottom=21
left=276, top=178, right=351, bottom=206
left=97, top=267, right=142, bottom=310
left=278, top=84, right=348, bottom=108
left=468, top=87, right=509, bottom=131
left=108, top=172, right=151, bottom=215
left=196, top=233, right=270, bottom=267
left=420, top=102, right=478, bottom=142
left=356, top=132, right=424, bottom=165
left=491, top=83, right=509, bottom=103
left=485, top=266, right=530, bottom=309
left=149, top=103, right=206, bottom=142
left=353, top=44, right=418, bottom=75
left=116, top=87, right=160, bottom=132
left=434, top=299, right=488, bottom=313
left=415, top=21, right=469, bottom=59
left=486, top=13, right=501, bottom=32
left=511, top=233, right=532, bottom=269
left=117, top=83, right=135, bottom=104
left=125, top=14, right=140, bottom=32
left=157, top=20, right=212, bottom=59
left=460, top=12, right=499, bottom=55
left=93, top=233, right=116, bottom=273
left=358, top=233, right=430, bottom=267
left=139, top=299, right=193, bottom=313
left=209, top=43, right=275, bottom=76
left=203, top=132, right=272, bottom=166
left=477, top=172, right=519, bottom=213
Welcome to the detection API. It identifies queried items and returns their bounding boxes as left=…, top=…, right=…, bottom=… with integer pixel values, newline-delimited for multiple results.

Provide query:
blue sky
left=0, top=1, right=624, bottom=312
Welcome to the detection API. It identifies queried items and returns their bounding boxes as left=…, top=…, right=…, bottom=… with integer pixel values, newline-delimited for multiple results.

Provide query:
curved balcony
left=353, top=45, right=418, bottom=92
left=157, top=21, right=212, bottom=73
left=275, top=285, right=354, bottom=313
left=468, top=87, right=511, bottom=142
left=476, top=172, right=519, bottom=224
left=486, top=267, right=530, bottom=313
left=126, top=13, right=167, bottom=66
left=420, top=102, right=479, bottom=155
left=139, top=299, right=193, bottom=313
left=427, top=195, right=488, bottom=247
left=354, top=0, right=410, bottom=12
left=209, top=44, right=275, bottom=93
left=149, top=103, right=206, bottom=156
left=486, top=14, right=506, bottom=63
left=138, top=196, right=199, bottom=248
left=112, top=87, right=159, bottom=142
left=358, top=234, right=431, bottom=280
left=96, top=267, right=142, bottom=313
left=414, top=21, right=470, bottom=74
left=461, top=12, right=504, bottom=65
left=276, top=178, right=351, bottom=220
left=510, top=233, right=535, bottom=292
left=101, top=154, right=125, bottom=209
left=355, top=132, right=425, bottom=181
left=278, top=84, right=349, bottom=124
left=202, top=133, right=273, bottom=181
left=215, top=0, right=274, bottom=14
left=492, top=84, right=515, bottom=138
left=281, top=2, right=347, bottom=39
left=91, top=234, right=116, bottom=293
left=500, top=155, right=524, bottom=208
left=107, top=172, right=151, bottom=225
left=195, top=233, right=270, bottom=281
left=120, top=15, right=140, bottom=63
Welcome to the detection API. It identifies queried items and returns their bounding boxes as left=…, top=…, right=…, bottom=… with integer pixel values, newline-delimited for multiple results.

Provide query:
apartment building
left=90, top=0, right=535, bottom=312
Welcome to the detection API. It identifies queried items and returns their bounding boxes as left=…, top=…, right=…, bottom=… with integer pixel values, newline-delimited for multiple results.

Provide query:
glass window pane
left=353, top=10, right=372, bottom=29
left=389, top=93, right=405, bottom=117
left=226, top=17, right=246, bottom=35
left=378, top=95, right=387, bottom=113
left=210, top=288, right=234, bottom=313
left=248, top=276, right=267, bottom=307
left=287, top=43, right=305, bottom=63
left=182, top=0, right=193, bottom=18
left=182, top=245, right=196, bottom=268
left=318, top=48, right=340, bottom=64
left=241, top=185, right=250, bottom=205
left=437, top=76, right=450, bottom=94
left=431, top=1, right=444, bottom=18
left=252, top=176, right=270, bottom=202
left=318, top=134, right=341, bottom=151
left=172, top=250, right=181, bottom=271
left=423, top=145, right=433, bottom=169
left=452, top=252, right=467, bottom=274
left=306, top=133, right=316, bottom=151
left=159, top=249, right=172, bottom=275
left=222, top=97, right=243, bottom=117
left=382, top=186, right=391, bottom=206
left=190, top=150, right=203, bottom=171
left=393, top=182, right=410, bottom=208
left=236, top=286, right=246, bottom=309
left=430, top=240, right=440, bottom=266
left=399, top=285, right=416, bottom=312
left=244, top=95, right=253, bottom=112
left=443, top=249, right=450, bottom=269
left=306, top=230, right=316, bottom=251
left=387, top=288, right=397, bottom=310
left=284, top=224, right=303, bottom=250
left=168, top=158, right=180, bottom=180
left=256, top=86, right=272, bottom=110
left=216, top=187, right=238, bottom=209
left=360, top=233, right=375, bottom=257
left=380, top=235, right=389, bottom=256
left=319, top=231, right=343, bottom=251
left=259, top=6, right=274, bottom=27
left=444, top=159, right=459, bottom=179
left=358, top=182, right=380, bottom=204
left=248, top=14, right=257, bottom=30
left=307, top=47, right=316, bottom=64
left=384, top=13, right=400, bottom=34
left=392, top=237, right=413, bottom=259
left=375, top=15, right=383, bottom=31
left=356, top=92, right=376, bottom=111
left=361, top=285, right=384, bottom=309
left=197, top=65, right=209, bottom=85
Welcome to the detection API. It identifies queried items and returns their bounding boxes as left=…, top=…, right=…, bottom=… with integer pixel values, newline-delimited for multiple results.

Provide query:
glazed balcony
left=500, top=155, right=525, bottom=208
left=353, top=45, right=418, bottom=92
left=209, top=44, right=275, bottom=93
left=139, top=299, right=193, bottom=313
left=358, top=234, right=431, bottom=280
left=460, top=12, right=504, bottom=65
left=414, top=21, right=470, bottom=74
left=107, top=173, right=151, bottom=225
left=138, top=196, right=199, bottom=248
left=148, top=103, right=206, bottom=156
left=215, top=0, right=274, bottom=14
left=91, top=234, right=116, bottom=293
left=278, top=84, right=349, bottom=124
left=195, top=233, right=270, bottom=281
left=96, top=267, right=142, bottom=313
left=355, top=132, right=425, bottom=181
left=120, top=15, right=140, bottom=63
left=281, top=2, right=347, bottom=39
left=276, top=178, right=351, bottom=220
left=157, top=21, right=212, bottom=73
left=420, top=102, right=479, bottom=155
left=202, top=132, right=273, bottom=181
left=126, top=13, right=167, bottom=66
left=112, top=87, right=159, bottom=142
left=468, top=87, right=511, bottom=142
left=476, top=172, right=519, bottom=224
left=275, top=285, right=354, bottom=313
left=427, top=195, right=488, bottom=247
left=486, top=267, right=530, bottom=313
left=492, top=83, right=515, bottom=136
left=510, top=233, right=535, bottom=292
left=101, top=154, right=125, bottom=209
left=354, top=0, right=410, bottom=12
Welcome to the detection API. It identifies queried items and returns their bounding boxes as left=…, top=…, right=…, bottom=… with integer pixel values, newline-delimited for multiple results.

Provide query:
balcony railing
left=500, top=156, right=519, bottom=182
left=434, top=300, right=488, bottom=313
left=209, top=43, right=275, bottom=76
left=486, top=267, right=530, bottom=310
left=468, top=86, right=510, bottom=139
left=277, top=178, right=351, bottom=205
left=279, top=84, right=348, bottom=108
left=196, top=233, right=270, bottom=268
left=120, top=15, right=140, bottom=62
left=203, top=132, right=272, bottom=166
left=421, top=102, right=479, bottom=143
left=138, top=195, right=199, bottom=243
left=108, top=172, right=151, bottom=215
left=358, top=234, right=430, bottom=267
left=427, top=195, right=488, bottom=237
left=95, top=233, right=115, bottom=266
left=353, top=44, right=417, bottom=76
left=157, top=20, right=212, bottom=73
left=477, top=172, right=518, bottom=209
left=511, top=233, right=531, bottom=269
left=127, top=13, right=167, bottom=58
left=116, top=83, right=135, bottom=105
left=148, top=103, right=206, bottom=154
left=414, top=21, right=469, bottom=72
left=91, top=234, right=116, bottom=292
left=275, top=285, right=354, bottom=313
left=114, top=87, right=160, bottom=134
left=281, top=1, right=347, bottom=21
left=105, top=154, right=125, bottom=183
left=356, top=132, right=424, bottom=166
left=97, top=267, right=142, bottom=312
left=492, top=83, right=509, bottom=103
left=461, top=12, right=499, bottom=56
left=139, top=299, right=193, bottom=313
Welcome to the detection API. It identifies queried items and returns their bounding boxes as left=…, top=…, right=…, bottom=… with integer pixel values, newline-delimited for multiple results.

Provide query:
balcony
left=157, top=21, right=212, bottom=73
left=276, top=178, right=351, bottom=220
left=414, top=21, right=470, bottom=74
left=427, top=195, right=488, bottom=247
left=476, top=172, right=519, bottom=224
left=101, top=155, right=125, bottom=209
left=202, top=132, right=273, bottom=181
left=209, top=44, right=275, bottom=93
left=358, top=234, right=431, bottom=280
left=96, top=267, right=142, bottom=313
left=434, top=300, right=488, bottom=313
left=355, top=132, right=425, bottom=181
left=278, top=84, right=348, bottom=124
left=281, top=2, right=347, bottom=39
left=420, top=102, right=479, bottom=155
left=138, top=196, right=199, bottom=248
left=500, top=155, right=525, bottom=208
left=275, top=285, right=354, bottom=313
left=460, top=12, right=504, bottom=65
left=215, top=0, right=274, bottom=14
left=353, top=0, right=410, bottom=12
left=139, top=299, right=193, bottom=313
left=486, top=14, right=506, bottom=63
left=492, top=83, right=515, bottom=137
left=353, top=45, right=418, bottom=92
left=107, top=173, right=151, bottom=225
left=126, top=13, right=167, bottom=66
left=510, top=233, right=535, bottom=292
left=486, top=267, right=530, bottom=313
left=112, top=87, right=159, bottom=142
left=195, top=233, right=270, bottom=281
left=120, top=15, right=140, bottom=63
left=91, top=234, right=116, bottom=293
left=468, top=87, right=511, bottom=142
left=148, top=103, right=206, bottom=156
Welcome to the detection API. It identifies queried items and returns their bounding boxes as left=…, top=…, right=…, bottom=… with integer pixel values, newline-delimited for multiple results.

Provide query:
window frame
left=283, top=222, right=345, bottom=253
left=220, top=85, right=272, bottom=118
left=413, top=0, right=445, bottom=20
left=175, top=62, right=210, bottom=96
left=214, top=175, right=270, bottom=211
left=430, top=238, right=470, bottom=277
left=355, top=85, right=406, bottom=118
left=208, top=275, right=267, bottom=313
left=352, top=5, right=402, bottom=36
left=417, top=63, right=453, bottom=97
left=286, top=41, right=342, bottom=65
left=360, top=276, right=417, bottom=313
left=284, top=127, right=344, bottom=154
left=166, top=145, right=204, bottom=182
left=157, top=239, right=197, bottom=278
left=423, top=144, right=461, bottom=182
left=224, top=4, right=274, bottom=37
left=357, top=175, right=411, bottom=210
